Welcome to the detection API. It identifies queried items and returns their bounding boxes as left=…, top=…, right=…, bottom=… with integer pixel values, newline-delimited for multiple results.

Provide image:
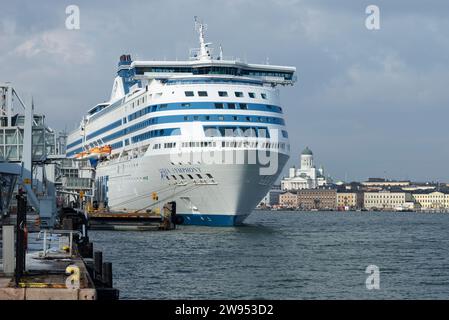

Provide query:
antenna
left=194, top=16, right=200, bottom=31
left=193, top=16, right=211, bottom=60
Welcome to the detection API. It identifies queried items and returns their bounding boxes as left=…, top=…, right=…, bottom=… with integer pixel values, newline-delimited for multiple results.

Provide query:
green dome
left=301, top=147, right=313, bottom=155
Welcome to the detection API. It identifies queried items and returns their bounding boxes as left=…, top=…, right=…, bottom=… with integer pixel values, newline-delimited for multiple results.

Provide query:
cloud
left=1, top=18, right=17, bottom=36
left=12, top=29, right=94, bottom=64
left=314, top=52, right=449, bottom=110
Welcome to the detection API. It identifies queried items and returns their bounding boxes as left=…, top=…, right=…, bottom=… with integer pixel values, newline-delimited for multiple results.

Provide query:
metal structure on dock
left=1, top=82, right=62, bottom=227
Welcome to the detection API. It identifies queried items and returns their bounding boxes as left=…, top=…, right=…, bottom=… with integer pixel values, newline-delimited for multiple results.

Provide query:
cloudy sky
left=1, top=0, right=448, bottom=182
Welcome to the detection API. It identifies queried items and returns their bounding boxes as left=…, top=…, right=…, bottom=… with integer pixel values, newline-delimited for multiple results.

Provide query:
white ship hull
left=95, top=150, right=289, bottom=226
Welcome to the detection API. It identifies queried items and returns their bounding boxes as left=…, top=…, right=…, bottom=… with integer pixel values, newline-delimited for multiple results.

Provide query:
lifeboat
left=74, top=151, right=89, bottom=159
left=75, top=145, right=112, bottom=160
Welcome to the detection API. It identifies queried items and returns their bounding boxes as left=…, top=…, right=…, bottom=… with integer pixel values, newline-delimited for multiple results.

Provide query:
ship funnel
left=118, top=54, right=132, bottom=67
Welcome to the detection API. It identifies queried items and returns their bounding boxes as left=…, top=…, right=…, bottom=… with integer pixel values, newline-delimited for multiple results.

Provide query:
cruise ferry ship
left=66, top=18, right=296, bottom=226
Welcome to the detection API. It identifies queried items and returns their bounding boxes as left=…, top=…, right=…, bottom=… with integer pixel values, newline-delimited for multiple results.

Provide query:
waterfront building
left=258, top=185, right=282, bottom=207
left=281, top=147, right=331, bottom=191
left=297, top=188, right=337, bottom=210
left=412, top=190, right=449, bottom=210
left=363, top=189, right=414, bottom=210
left=279, top=191, right=299, bottom=208
left=336, top=191, right=364, bottom=210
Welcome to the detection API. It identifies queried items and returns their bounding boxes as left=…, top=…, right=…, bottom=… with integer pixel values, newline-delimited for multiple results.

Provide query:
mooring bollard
left=79, top=240, right=93, bottom=259
left=170, top=201, right=177, bottom=230
left=85, top=241, right=93, bottom=258
left=102, top=262, right=113, bottom=288
left=15, top=191, right=27, bottom=287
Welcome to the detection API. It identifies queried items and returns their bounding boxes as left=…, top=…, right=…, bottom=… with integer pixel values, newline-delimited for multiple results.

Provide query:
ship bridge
left=117, top=17, right=296, bottom=87
left=129, top=60, right=296, bottom=86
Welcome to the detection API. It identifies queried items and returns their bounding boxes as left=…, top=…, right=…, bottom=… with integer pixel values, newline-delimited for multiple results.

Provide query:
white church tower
left=289, top=165, right=296, bottom=178
left=300, top=147, right=314, bottom=170
left=281, top=146, right=332, bottom=191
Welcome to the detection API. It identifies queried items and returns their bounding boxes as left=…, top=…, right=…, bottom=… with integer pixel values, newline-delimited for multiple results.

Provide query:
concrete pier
left=0, top=244, right=97, bottom=300
left=1, top=218, right=119, bottom=300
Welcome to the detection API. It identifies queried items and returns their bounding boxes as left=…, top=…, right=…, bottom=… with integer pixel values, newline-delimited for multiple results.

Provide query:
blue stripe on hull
left=178, top=213, right=249, bottom=226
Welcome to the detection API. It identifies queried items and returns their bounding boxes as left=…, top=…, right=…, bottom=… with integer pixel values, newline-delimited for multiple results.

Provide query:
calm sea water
left=89, top=211, right=449, bottom=299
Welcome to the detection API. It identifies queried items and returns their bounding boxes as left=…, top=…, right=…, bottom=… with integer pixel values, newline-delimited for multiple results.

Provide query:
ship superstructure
left=66, top=18, right=297, bottom=226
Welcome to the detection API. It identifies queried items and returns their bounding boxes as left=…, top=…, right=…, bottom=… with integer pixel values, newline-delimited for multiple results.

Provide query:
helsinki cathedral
left=281, top=147, right=332, bottom=191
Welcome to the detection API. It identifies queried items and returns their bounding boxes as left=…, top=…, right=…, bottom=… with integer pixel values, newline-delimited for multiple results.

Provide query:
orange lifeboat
left=75, top=145, right=112, bottom=159
left=74, top=151, right=89, bottom=159
left=100, top=145, right=112, bottom=155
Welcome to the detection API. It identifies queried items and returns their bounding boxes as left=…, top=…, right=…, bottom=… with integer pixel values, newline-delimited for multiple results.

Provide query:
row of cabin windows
left=182, top=141, right=217, bottom=148
left=179, top=141, right=286, bottom=149
left=204, top=126, right=270, bottom=138
left=185, top=91, right=267, bottom=99
left=118, top=140, right=287, bottom=156
left=215, top=103, right=246, bottom=109
left=126, top=113, right=284, bottom=136
left=135, top=66, right=293, bottom=80
left=87, top=88, right=267, bottom=118
left=164, top=142, right=176, bottom=149
left=150, top=140, right=286, bottom=150
left=210, top=102, right=282, bottom=112
left=219, top=141, right=285, bottom=149
left=128, top=102, right=282, bottom=122
left=183, top=114, right=285, bottom=125
left=86, top=120, right=122, bottom=141
left=131, top=128, right=180, bottom=144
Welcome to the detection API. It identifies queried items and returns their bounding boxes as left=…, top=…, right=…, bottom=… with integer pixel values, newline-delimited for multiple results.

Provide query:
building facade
left=412, top=191, right=449, bottom=210
left=281, top=147, right=331, bottom=191
left=259, top=185, right=282, bottom=207
left=297, top=188, right=337, bottom=210
left=279, top=191, right=299, bottom=208
left=364, top=190, right=414, bottom=210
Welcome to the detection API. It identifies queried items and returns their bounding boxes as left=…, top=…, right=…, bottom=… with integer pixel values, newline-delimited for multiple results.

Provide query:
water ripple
left=89, top=211, right=449, bottom=299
